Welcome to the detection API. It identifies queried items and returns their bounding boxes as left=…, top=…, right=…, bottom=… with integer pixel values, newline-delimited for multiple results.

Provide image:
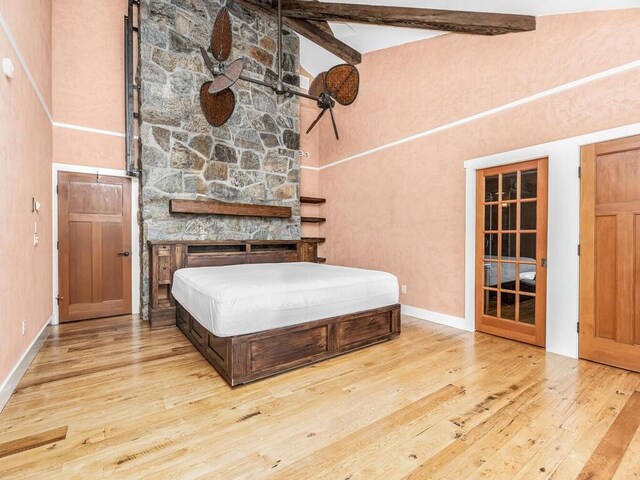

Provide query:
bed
left=148, top=240, right=401, bottom=386
left=483, top=256, right=537, bottom=292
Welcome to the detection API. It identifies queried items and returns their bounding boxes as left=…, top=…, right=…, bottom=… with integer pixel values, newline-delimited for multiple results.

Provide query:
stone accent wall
left=139, top=0, right=301, bottom=317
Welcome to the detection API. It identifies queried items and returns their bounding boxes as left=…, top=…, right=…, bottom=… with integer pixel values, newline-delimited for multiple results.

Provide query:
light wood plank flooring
left=1, top=315, right=639, bottom=479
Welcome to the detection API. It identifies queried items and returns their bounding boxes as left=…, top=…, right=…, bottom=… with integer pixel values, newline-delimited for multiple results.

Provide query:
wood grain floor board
left=613, top=425, right=640, bottom=479
left=0, top=426, right=68, bottom=459
left=514, top=374, right=639, bottom=480
left=578, top=391, right=640, bottom=479
left=1, top=315, right=640, bottom=479
left=173, top=343, right=492, bottom=479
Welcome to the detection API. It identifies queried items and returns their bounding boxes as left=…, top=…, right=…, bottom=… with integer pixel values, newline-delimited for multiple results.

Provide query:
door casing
left=56, top=170, right=134, bottom=322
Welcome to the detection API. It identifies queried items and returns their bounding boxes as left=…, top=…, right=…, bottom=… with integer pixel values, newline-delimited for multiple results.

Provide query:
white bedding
left=171, top=262, right=399, bottom=337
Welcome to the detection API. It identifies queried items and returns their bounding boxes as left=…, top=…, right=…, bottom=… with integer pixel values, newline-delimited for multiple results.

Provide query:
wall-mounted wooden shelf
left=301, top=217, right=326, bottom=223
left=300, top=196, right=326, bottom=204
left=170, top=199, right=292, bottom=218
left=302, top=237, right=325, bottom=243
left=301, top=195, right=327, bottom=263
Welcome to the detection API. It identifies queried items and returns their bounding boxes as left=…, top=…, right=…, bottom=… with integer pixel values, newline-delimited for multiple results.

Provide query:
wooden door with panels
left=475, top=158, right=548, bottom=347
left=580, top=135, right=640, bottom=372
left=58, top=172, right=132, bottom=322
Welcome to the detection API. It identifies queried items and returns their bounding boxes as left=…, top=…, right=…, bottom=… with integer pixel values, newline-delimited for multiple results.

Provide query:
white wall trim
left=53, top=122, right=139, bottom=140
left=402, top=304, right=472, bottom=332
left=52, top=163, right=140, bottom=325
left=0, top=11, right=53, bottom=122
left=53, top=121, right=126, bottom=138
left=464, top=122, right=640, bottom=359
left=313, top=59, right=640, bottom=172
left=0, top=316, right=52, bottom=413
left=0, top=17, right=135, bottom=141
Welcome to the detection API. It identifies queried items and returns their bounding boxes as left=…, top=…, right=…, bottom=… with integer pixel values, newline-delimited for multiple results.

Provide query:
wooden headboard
left=148, top=240, right=320, bottom=329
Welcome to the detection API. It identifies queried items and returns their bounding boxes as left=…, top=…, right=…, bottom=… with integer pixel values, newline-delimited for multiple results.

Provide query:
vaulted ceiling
left=299, top=0, right=640, bottom=76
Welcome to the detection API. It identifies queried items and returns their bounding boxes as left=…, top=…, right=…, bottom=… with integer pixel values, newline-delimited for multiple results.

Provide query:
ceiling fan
left=199, top=1, right=360, bottom=140
left=199, top=0, right=536, bottom=139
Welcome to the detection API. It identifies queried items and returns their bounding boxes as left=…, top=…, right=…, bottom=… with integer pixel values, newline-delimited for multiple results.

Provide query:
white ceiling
left=299, top=0, right=640, bottom=77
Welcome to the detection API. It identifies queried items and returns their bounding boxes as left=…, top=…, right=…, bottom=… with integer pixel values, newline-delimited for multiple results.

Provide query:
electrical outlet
left=401, top=285, right=408, bottom=294
left=22, top=320, right=26, bottom=335
left=33, top=233, right=39, bottom=246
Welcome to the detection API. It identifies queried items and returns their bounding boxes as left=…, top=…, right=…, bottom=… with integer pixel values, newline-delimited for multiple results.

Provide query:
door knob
left=118, top=251, right=131, bottom=257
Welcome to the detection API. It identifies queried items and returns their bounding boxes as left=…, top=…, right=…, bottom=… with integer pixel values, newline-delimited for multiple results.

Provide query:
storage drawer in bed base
left=175, top=303, right=401, bottom=386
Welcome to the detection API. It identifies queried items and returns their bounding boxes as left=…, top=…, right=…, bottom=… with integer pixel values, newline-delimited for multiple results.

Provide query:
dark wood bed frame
left=149, top=240, right=401, bottom=386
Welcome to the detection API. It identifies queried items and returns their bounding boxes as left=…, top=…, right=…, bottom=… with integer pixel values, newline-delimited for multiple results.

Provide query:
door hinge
left=577, top=322, right=580, bottom=333
left=56, top=185, right=59, bottom=194
left=578, top=166, right=582, bottom=178
left=56, top=295, right=63, bottom=305
left=56, top=241, right=59, bottom=250
left=577, top=244, right=581, bottom=256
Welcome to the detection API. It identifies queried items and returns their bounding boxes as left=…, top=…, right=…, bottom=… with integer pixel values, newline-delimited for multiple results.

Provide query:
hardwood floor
left=1, top=315, right=639, bottom=479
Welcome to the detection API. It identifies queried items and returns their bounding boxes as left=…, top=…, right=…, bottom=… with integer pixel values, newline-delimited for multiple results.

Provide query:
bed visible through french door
left=475, top=158, right=548, bottom=347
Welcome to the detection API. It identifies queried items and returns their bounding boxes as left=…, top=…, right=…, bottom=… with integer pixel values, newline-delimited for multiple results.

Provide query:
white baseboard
left=0, top=317, right=52, bottom=413
left=401, top=304, right=474, bottom=332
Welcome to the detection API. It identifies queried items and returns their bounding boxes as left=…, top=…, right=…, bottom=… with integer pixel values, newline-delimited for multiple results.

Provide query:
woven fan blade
left=325, top=64, right=360, bottom=106
left=309, top=72, right=327, bottom=98
left=200, top=83, right=235, bottom=127
left=211, top=7, right=232, bottom=62
left=306, top=108, right=327, bottom=135
left=208, top=58, right=245, bottom=94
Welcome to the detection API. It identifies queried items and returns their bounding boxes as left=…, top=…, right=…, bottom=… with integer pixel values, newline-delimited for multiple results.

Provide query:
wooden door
left=580, top=135, right=640, bottom=372
left=58, top=172, right=132, bottom=322
left=475, top=158, right=548, bottom=347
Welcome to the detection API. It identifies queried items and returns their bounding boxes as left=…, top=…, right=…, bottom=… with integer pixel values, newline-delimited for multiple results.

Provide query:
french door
left=475, top=158, right=548, bottom=347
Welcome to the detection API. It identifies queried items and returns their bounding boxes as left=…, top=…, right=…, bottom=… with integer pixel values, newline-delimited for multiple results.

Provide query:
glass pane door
left=476, top=158, right=547, bottom=347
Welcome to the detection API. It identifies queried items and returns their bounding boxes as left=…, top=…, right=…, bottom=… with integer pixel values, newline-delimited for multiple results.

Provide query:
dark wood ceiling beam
left=280, top=1, right=537, bottom=36
left=233, top=0, right=362, bottom=64
left=266, top=0, right=334, bottom=36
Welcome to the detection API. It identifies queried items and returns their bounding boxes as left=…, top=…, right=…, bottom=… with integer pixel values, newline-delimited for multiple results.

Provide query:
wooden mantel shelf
left=170, top=199, right=292, bottom=218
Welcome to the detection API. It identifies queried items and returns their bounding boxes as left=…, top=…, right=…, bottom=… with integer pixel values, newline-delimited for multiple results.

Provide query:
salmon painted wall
left=300, top=86, right=323, bottom=245
left=52, top=0, right=128, bottom=170
left=311, top=9, right=640, bottom=318
left=0, top=1, right=53, bottom=383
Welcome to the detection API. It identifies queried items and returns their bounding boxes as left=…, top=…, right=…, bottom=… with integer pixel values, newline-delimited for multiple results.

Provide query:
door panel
left=58, top=172, right=132, bottom=322
left=101, top=222, right=125, bottom=302
left=594, top=215, right=617, bottom=340
left=580, top=134, right=640, bottom=371
left=475, top=158, right=548, bottom=347
left=69, top=222, right=93, bottom=305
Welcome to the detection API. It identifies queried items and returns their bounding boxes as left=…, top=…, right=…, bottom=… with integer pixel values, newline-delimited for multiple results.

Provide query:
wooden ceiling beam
left=233, top=0, right=362, bottom=64
left=265, top=0, right=334, bottom=36
left=280, top=1, right=537, bottom=36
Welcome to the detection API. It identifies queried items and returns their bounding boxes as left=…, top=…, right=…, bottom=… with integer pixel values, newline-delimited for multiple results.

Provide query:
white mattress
left=171, top=262, right=399, bottom=337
